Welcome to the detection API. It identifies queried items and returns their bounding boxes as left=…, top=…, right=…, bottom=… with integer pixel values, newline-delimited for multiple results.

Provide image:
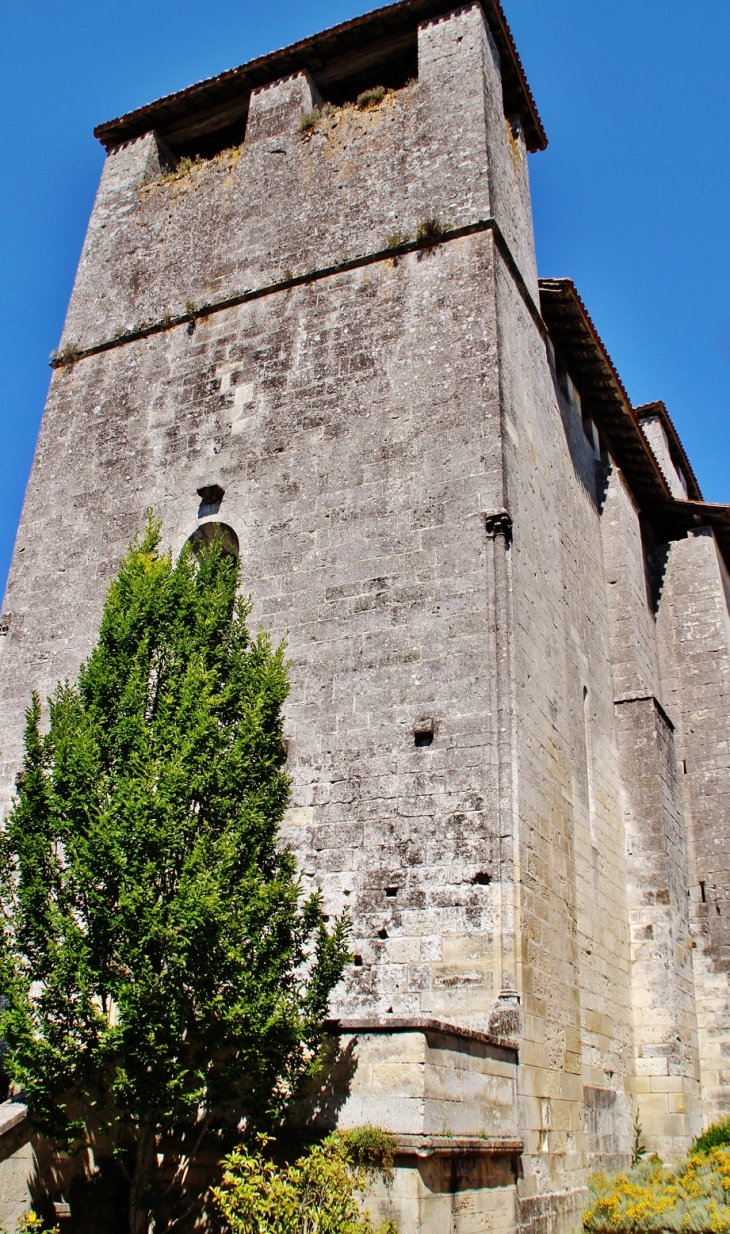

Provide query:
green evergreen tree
left=0, top=518, right=350, bottom=1234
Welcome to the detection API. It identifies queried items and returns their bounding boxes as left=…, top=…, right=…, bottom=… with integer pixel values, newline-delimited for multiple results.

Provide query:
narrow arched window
left=187, top=522, right=239, bottom=557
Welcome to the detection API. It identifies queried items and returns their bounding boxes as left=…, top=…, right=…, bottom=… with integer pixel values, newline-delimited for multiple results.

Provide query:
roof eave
left=539, top=278, right=672, bottom=508
left=634, top=399, right=703, bottom=502
left=93, top=0, right=547, bottom=153
left=539, top=278, right=729, bottom=571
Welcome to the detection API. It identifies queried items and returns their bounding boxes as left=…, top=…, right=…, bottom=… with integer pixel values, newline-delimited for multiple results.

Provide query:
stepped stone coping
left=394, top=1134, right=523, bottom=1157
left=325, top=1016, right=519, bottom=1062
left=0, top=1103, right=26, bottom=1140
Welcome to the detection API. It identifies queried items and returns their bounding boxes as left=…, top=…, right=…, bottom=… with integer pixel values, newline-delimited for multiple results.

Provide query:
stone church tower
left=1, top=0, right=730, bottom=1230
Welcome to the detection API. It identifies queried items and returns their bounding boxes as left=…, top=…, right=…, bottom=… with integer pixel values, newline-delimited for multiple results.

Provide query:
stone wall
left=657, top=530, right=730, bottom=1124
left=1, top=0, right=728, bottom=1229
left=599, top=464, right=701, bottom=1157
left=494, top=253, right=636, bottom=1208
left=0, top=1106, right=33, bottom=1230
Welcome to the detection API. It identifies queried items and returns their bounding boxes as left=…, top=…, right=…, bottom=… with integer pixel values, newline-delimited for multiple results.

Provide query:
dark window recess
left=353, top=954, right=363, bottom=967
left=472, top=872, right=491, bottom=886
left=582, top=417, right=601, bottom=459
left=174, top=114, right=249, bottom=163
left=700, top=881, right=707, bottom=903
left=385, top=886, right=399, bottom=898
left=377, top=928, right=388, bottom=939
left=415, top=730, right=433, bottom=748
left=317, top=31, right=418, bottom=107
left=414, top=716, right=435, bottom=747
left=197, top=484, right=224, bottom=517
left=163, top=30, right=418, bottom=162
left=188, top=522, right=239, bottom=558
left=717, top=904, right=722, bottom=915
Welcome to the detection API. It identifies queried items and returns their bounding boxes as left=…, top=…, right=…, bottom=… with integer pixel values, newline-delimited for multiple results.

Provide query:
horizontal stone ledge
left=49, top=216, right=545, bottom=369
left=393, top=1134, right=524, bottom=1158
left=324, top=1015, right=519, bottom=1061
left=0, top=1102, right=27, bottom=1139
left=613, top=693, right=675, bottom=731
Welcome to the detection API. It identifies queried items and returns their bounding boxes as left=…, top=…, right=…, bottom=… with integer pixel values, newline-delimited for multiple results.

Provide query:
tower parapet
left=60, top=1, right=538, bottom=358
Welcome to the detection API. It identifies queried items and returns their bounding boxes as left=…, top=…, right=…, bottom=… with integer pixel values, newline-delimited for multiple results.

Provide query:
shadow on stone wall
left=12, top=1037, right=357, bottom=1234
left=289, top=1034, right=358, bottom=1132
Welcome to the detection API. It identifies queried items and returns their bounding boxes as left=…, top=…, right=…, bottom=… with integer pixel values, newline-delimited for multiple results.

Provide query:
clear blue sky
left=1, top=0, right=728, bottom=600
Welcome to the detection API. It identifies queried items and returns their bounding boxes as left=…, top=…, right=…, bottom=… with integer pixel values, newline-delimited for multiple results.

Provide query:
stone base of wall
left=0, top=1021, right=576, bottom=1234
left=0, top=1105, right=33, bottom=1230
left=367, top=1155, right=518, bottom=1234
left=518, top=1188, right=589, bottom=1234
left=293, top=1018, right=524, bottom=1234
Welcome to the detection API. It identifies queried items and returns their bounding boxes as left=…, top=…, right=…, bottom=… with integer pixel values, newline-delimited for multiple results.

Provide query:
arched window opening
left=187, top=522, right=239, bottom=558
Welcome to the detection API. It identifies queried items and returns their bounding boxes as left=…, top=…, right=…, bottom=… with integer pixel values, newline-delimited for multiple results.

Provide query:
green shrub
left=584, top=1145, right=730, bottom=1233
left=0, top=1216, right=59, bottom=1234
left=340, top=1126, right=395, bottom=1177
left=356, top=86, right=386, bottom=109
left=692, top=1117, right=730, bottom=1157
left=213, top=1128, right=397, bottom=1234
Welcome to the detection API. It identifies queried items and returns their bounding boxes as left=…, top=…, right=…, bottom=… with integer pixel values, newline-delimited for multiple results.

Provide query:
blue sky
left=1, top=0, right=728, bottom=599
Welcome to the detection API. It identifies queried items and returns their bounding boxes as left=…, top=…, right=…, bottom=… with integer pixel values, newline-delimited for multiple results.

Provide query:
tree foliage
left=212, top=1128, right=398, bottom=1234
left=0, top=517, right=350, bottom=1233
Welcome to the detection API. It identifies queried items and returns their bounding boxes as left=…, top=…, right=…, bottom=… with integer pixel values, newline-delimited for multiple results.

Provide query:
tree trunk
left=129, top=1122, right=157, bottom=1234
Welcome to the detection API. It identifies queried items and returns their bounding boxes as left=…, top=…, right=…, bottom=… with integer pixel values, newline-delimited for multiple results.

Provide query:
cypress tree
left=0, top=517, right=349, bottom=1234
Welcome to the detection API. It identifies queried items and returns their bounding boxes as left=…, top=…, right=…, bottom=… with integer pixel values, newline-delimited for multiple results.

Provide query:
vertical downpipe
left=486, top=509, right=520, bottom=1036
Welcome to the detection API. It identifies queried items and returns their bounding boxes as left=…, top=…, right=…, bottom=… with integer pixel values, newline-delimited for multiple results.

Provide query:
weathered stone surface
left=1, top=1, right=729, bottom=1230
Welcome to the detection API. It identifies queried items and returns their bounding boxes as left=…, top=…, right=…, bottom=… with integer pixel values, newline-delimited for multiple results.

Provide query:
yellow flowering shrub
left=0, top=1215, right=59, bottom=1234
left=585, top=1146, right=730, bottom=1233
left=213, top=1128, right=398, bottom=1234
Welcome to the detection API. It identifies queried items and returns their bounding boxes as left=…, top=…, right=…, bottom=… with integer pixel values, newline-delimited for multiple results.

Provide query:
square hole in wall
left=414, top=716, right=435, bottom=747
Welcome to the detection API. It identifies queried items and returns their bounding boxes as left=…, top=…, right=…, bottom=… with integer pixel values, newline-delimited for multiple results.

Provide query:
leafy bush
left=343, top=1126, right=395, bottom=1176
left=213, top=1128, right=397, bottom=1234
left=584, top=1146, right=730, bottom=1233
left=632, top=1110, right=647, bottom=1166
left=356, top=87, right=386, bottom=109
left=692, top=1117, right=730, bottom=1158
